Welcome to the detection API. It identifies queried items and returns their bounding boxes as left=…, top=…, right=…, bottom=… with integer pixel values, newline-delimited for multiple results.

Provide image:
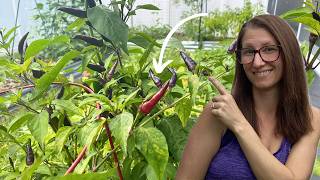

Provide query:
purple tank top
left=205, top=129, right=292, bottom=180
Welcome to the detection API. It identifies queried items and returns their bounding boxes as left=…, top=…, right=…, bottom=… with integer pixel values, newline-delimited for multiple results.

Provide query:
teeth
left=254, top=70, right=272, bottom=76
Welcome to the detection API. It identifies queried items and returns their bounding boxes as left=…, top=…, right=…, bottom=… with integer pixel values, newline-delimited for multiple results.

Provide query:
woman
left=176, top=14, right=320, bottom=180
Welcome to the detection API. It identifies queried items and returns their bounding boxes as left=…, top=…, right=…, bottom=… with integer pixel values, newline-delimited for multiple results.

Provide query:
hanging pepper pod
left=107, top=60, right=118, bottom=81
left=26, top=139, right=34, bottom=166
left=74, top=35, right=103, bottom=47
left=32, top=69, right=45, bottom=79
left=139, top=82, right=169, bottom=115
left=107, top=88, right=112, bottom=100
left=227, top=39, right=237, bottom=54
left=87, top=63, right=106, bottom=73
left=312, top=12, right=320, bottom=22
left=179, top=51, right=197, bottom=73
left=56, top=86, right=65, bottom=99
left=18, top=32, right=29, bottom=59
left=148, top=69, right=162, bottom=88
left=87, top=0, right=96, bottom=8
left=168, top=67, right=177, bottom=88
left=63, top=113, right=72, bottom=126
left=58, top=7, right=87, bottom=18
left=306, top=33, right=319, bottom=64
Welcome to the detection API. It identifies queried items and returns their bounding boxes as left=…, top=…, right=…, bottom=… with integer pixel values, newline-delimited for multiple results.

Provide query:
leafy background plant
left=1, top=0, right=320, bottom=179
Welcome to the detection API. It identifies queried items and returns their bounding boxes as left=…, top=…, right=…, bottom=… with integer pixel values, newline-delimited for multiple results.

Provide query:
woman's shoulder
left=311, top=106, right=320, bottom=133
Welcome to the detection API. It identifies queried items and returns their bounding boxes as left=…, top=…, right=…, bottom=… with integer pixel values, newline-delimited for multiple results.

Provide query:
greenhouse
left=1, top=0, right=320, bottom=179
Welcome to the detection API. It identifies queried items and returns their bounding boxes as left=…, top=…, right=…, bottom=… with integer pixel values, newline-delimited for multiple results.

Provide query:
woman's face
left=241, top=27, right=283, bottom=91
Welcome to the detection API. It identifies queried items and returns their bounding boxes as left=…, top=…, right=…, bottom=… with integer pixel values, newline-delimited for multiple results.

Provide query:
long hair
left=232, top=14, right=312, bottom=144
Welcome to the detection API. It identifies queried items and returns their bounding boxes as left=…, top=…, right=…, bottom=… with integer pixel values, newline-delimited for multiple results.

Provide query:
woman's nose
left=252, top=53, right=266, bottom=67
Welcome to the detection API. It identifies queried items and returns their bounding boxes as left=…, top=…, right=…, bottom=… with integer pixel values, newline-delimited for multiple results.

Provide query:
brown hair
left=232, top=14, right=312, bottom=144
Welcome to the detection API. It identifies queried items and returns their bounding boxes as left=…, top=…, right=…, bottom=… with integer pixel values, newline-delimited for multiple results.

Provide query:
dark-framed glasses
left=236, top=45, right=281, bottom=64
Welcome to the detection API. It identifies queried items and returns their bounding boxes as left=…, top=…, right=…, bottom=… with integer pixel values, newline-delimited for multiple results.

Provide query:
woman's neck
left=252, top=86, right=279, bottom=120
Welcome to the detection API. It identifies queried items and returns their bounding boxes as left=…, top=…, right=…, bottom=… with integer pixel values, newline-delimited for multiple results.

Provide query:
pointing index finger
left=208, top=76, right=228, bottom=95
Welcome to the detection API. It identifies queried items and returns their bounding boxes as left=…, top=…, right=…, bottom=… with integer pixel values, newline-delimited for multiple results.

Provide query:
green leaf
left=175, top=97, right=192, bottom=127
left=46, top=171, right=117, bottom=180
left=0, top=58, right=21, bottom=72
left=67, top=18, right=86, bottom=31
left=109, top=112, right=133, bottom=156
left=74, top=152, right=96, bottom=174
left=0, top=125, right=24, bottom=150
left=21, top=156, right=42, bottom=180
left=3, top=26, right=19, bottom=41
left=27, top=110, right=49, bottom=147
left=188, top=75, right=199, bottom=105
left=119, top=88, right=140, bottom=110
left=79, top=119, right=106, bottom=150
left=32, top=50, right=80, bottom=100
left=290, top=14, right=320, bottom=33
left=52, top=35, right=70, bottom=44
left=136, top=4, right=160, bottom=11
left=52, top=99, right=82, bottom=116
left=157, top=116, right=188, bottom=162
left=87, top=5, right=129, bottom=53
left=24, top=39, right=50, bottom=61
left=134, top=127, right=168, bottom=180
left=139, top=43, right=154, bottom=69
left=9, top=112, right=35, bottom=132
left=55, top=126, right=72, bottom=153
left=280, top=7, right=312, bottom=19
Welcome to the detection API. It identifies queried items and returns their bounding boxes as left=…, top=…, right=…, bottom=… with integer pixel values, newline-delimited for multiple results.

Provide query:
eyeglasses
left=236, top=45, right=281, bottom=64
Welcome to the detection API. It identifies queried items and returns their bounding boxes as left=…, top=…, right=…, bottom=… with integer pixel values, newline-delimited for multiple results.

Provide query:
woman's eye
left=262, top=46, right=277, bottom=53
left=243, top=49, right=254, bottom=56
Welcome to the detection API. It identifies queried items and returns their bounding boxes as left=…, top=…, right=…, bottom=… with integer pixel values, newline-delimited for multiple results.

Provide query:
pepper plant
left=0, top=0, right=235, bottom=179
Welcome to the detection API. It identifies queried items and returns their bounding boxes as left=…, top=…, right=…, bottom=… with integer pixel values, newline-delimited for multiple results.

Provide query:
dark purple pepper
left=227, top=39, right=237, bottom=54
left=107, top=88, right=112, bottom=100
left=26, top=139, right=34, bottom=166
left=87, top=63, right=106, bottom=73
left=74, top=35, right=103, bottom=47
left=306, top=33, right=319, bottom=64
left=49, top=116, right=59, bottom=133
left=63, top=113, right=72, bottom=126
left=58, top=7, right=87, bottom=18
left=87, top=0, right=96, bottom=8
left=107, top=60, right=118, bottom=81
left=32, top=69, right=45, bottom=79
left=9, top=157, right=15, bottom=171
left=179, top=51, right=197, bottom=73
left=18, top=32, right=29, bottom=58
left=168, top=67, right=177, bottom=88
left=56, top=86, right=65, bottom=99
left=312, top=12, right=320, bottom=22
left=148, top=69, right=162, bottom=88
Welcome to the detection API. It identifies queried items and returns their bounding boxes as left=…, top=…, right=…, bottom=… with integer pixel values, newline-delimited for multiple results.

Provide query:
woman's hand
left=208, top=76, right=247, bottom=132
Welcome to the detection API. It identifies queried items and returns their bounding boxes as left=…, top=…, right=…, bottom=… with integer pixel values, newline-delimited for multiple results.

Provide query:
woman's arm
left=234, top=106, right=320, bottom=180
left=176, top=102, right=227, bottom=180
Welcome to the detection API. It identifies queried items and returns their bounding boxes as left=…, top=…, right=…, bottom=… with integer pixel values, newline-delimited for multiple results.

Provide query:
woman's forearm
left=233, top=121, right=294, bottom=180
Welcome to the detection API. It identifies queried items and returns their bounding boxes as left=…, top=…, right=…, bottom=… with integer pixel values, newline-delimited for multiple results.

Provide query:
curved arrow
left=153, top=13, right=208, bottom=73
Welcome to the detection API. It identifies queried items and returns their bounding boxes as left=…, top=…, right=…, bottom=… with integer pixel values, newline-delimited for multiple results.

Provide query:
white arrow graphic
left=153, top=13, right=208, bottom=73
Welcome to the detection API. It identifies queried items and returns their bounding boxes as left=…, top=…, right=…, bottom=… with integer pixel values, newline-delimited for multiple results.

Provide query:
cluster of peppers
left=139, top=51, right=196, bottom=115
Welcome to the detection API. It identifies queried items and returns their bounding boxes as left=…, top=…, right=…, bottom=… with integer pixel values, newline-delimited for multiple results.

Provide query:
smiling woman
left=176, top=14, right=320, bottom=180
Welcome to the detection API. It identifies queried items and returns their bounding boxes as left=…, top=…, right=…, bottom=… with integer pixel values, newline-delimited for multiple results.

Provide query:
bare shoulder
left=311, top=106, right=320, bottom=133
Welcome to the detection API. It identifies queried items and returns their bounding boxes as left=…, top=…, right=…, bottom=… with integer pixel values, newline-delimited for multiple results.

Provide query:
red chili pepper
left=139, top=81, right=169, bottom=115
